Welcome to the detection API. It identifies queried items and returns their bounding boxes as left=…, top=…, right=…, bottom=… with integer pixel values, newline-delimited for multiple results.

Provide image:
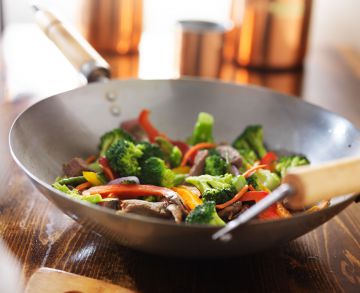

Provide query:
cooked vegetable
left=55, top=109, right=318, bottom=225
left=181, top=142, right=216, bottom=167
left=52, top=182, right=102, bottom=204
left=246, top=169, right=281, bottom=191
left=188, top=112, right=214, bottom=145
left=140, top=157, right=176, bottom=188
left=185, top=201, right=225, bottom=226
left=233, top=125, right=267, bottom=159
left=204, top=153, right=228, bottom=176
left=216, top=185, right=249, bottom=209
left=155, top=137, right=182, bottom=168
left=106, top=140, right=143, bottom=177
left=185, top=174, right=236, bottom=204
left=275, top=155, right=310, bottom=178
left=99, top=128, right=134, bottom=156
left=172, top=186, right=203, bottom=210
left=56, top=176, right=86, bottom=186
left=138, top=141, right=164, bottom=162
left=138, top=109, right=167, bottom=143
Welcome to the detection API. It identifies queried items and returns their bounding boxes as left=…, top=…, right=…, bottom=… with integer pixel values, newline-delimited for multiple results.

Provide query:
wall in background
left=3, top=0, right=360, bottom=50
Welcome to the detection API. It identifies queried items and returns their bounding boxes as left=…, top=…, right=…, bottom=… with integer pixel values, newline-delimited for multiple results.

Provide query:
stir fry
left=53, top=110, right=324, bottom=226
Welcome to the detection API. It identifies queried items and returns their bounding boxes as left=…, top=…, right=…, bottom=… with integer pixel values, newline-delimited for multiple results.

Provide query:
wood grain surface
left=1, top=29, right=360, bottom=292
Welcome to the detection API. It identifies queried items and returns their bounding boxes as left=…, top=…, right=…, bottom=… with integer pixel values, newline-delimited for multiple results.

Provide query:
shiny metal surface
left=9, top=79, right=360, bottom=257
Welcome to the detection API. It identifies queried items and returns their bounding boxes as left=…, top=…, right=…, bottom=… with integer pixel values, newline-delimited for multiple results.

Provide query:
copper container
left=233, top=0, right=312, bottom=70
left=176, top=21, right=230, bottom=78
left=78, top=0, right=143, bottom=55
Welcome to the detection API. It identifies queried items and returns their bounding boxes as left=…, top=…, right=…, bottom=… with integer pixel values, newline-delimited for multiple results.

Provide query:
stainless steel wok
left=9, top=8, right=360, bottom=258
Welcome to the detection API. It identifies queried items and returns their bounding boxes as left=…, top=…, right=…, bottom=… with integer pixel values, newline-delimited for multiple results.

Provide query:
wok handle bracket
left=33, top=5, right=111, bottom=83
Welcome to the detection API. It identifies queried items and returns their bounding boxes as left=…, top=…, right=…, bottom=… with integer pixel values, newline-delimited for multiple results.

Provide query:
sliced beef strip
left=120, top=119, right=148, bottom=141
left=119, top=200, right=172, bottom=219
left=218, top=201, right=243, bottom=221
left=166, top=203, right=184, bottom=223
left=189, top=149, right=209, bottom=176
left=63, top=157, right=91, bottom=177
left=216, top=145, right=242, bottom=168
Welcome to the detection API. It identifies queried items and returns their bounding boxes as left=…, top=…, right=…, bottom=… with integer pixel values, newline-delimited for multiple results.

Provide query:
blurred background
left=0, top=0, right=359, bottom=103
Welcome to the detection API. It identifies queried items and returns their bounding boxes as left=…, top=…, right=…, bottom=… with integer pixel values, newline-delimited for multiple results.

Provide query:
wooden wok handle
left=34, top=6, right=110, bottom=82
left=283, top=156, right=360, bottom=206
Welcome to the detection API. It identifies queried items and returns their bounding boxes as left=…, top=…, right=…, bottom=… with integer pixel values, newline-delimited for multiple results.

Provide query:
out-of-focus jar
left=231, top=0, right=313, bottom=70
left=78, top=0, right=143, bottom=55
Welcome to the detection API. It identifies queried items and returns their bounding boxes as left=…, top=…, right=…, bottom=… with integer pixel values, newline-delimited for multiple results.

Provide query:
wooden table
left=1, top=25, right=360, bottom=292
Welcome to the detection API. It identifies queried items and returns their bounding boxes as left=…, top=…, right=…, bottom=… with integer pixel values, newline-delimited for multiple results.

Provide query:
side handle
left=34, top=6, right=111, bottom=83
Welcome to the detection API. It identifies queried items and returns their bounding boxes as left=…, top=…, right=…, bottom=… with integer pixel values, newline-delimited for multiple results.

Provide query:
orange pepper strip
left=248, top=185, right=256, bottom=191
left=75, top=181, right=92, bottom=192
left=138, top=109, right=168, bottom=143
left=216, top=185, right=249, bottom=210
left=242, top=164, right=268, bottom=178
left=85, top=155, right=97, bottom=164
left=180, top=143, right=217, bottom=167
left=99, top=157, right=115, bottom=181
left=172, top=186, right=203, bottom=210
left=275, top=202, right=292, bottom=218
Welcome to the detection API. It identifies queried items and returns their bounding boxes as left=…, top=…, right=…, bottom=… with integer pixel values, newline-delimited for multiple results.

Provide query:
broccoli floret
left=275, top=155, right=310, bottom=178
left=52, top=182, right=102, bottom=204
left=188, top=112, right=214, bottom=145
left=138, top=141, right=164, bottom=162
left=186, top=201, right=225, bottom=226
left=232, top=175, right=247, bottom=191
left=232, top=125, right=267, bottom=159
left=238, top=149, right=258, bottom=167
left=140, top=157, right=176, bottom=188
left=204, top=154, right=228, bottom=176
left=155, top=137, right=182, bottom=168
left=185, top=174, right=236, bottom=204
left=247, top=169, right=280, bottom=191
left=106, top=140, right=143, bottom=176
left=99, top=128, right=134, bottom=156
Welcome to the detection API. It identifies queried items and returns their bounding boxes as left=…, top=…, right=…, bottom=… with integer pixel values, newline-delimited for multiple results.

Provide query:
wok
left=9, top=8, right=360, bottom=257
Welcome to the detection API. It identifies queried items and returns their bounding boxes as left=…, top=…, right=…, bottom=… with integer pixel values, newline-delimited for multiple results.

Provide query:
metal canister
left=78, top=0, right=143, bottom=55
left=176, top=20, right=230, bottom=78
left=232, top=0, right=313, bottom=70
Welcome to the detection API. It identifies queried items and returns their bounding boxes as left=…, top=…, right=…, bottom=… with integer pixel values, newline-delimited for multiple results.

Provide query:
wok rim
left=8, top=78, right=360, bottom=230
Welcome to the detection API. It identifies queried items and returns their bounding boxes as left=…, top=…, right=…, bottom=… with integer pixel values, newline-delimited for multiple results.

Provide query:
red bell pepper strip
left=260, top=152, right=278, bottom=166
left=99, top=157, right=116, bottom=181
left=240, top=191, right=279, bottom=219
left=75, top=181, right=92, bottom=192
left=138, top=109, right=168, bottom=143
left=82, top=184, right=178, bottom=199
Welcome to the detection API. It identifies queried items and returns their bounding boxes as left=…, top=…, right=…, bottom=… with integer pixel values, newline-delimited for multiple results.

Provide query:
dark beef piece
left=119, top=200, right=172, bottom=219
left=63, top=157, right=91, bottom=177
left=216, top=145, right=242, bottom=168
left=218, top=201, right=243, bottom=221
left=120, top=119, right=148, bottom=141
left=97, top=199, right=119, bottom=210
left=189, top=150, right=209, bottom=176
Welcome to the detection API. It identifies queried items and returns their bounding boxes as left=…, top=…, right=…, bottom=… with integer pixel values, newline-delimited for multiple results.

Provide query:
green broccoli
left=106, top=140, right=143, bottom=176
left=246, top=169, right=281, bottom=191
left=238, top=149, right=258, bottom=167
left=275, top=155, right=310, bottom=178
left=185, top=201, right=225, bottom=226
left=188, top=112, right=214, bottom=145
left=138, top=141, right=164, bottom=162
left=204, top=154, right=228, bottom=176
left=52, top=182, right=102, bottom=204
left=185, top=174, right=236, bottom=204
left=155, top=137, right=182, bottom=168
left=232, top=175, right=247, bottom=192
left=99, top=128, right=135, bottom=157
left=140, top=157, right=176, bottom=188
left=232, top=125, right=267, bottom=159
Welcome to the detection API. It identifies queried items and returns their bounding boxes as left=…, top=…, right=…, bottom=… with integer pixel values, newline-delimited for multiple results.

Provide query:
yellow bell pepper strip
left=172, top=166, right=190, bottom=174
left=82, top=184, right=178, bottom=199
left=172, top=186, right=203, bottom=210
left=83, top=171, right=103, bottom=186
left=275, top=202, right=292, bottom=218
